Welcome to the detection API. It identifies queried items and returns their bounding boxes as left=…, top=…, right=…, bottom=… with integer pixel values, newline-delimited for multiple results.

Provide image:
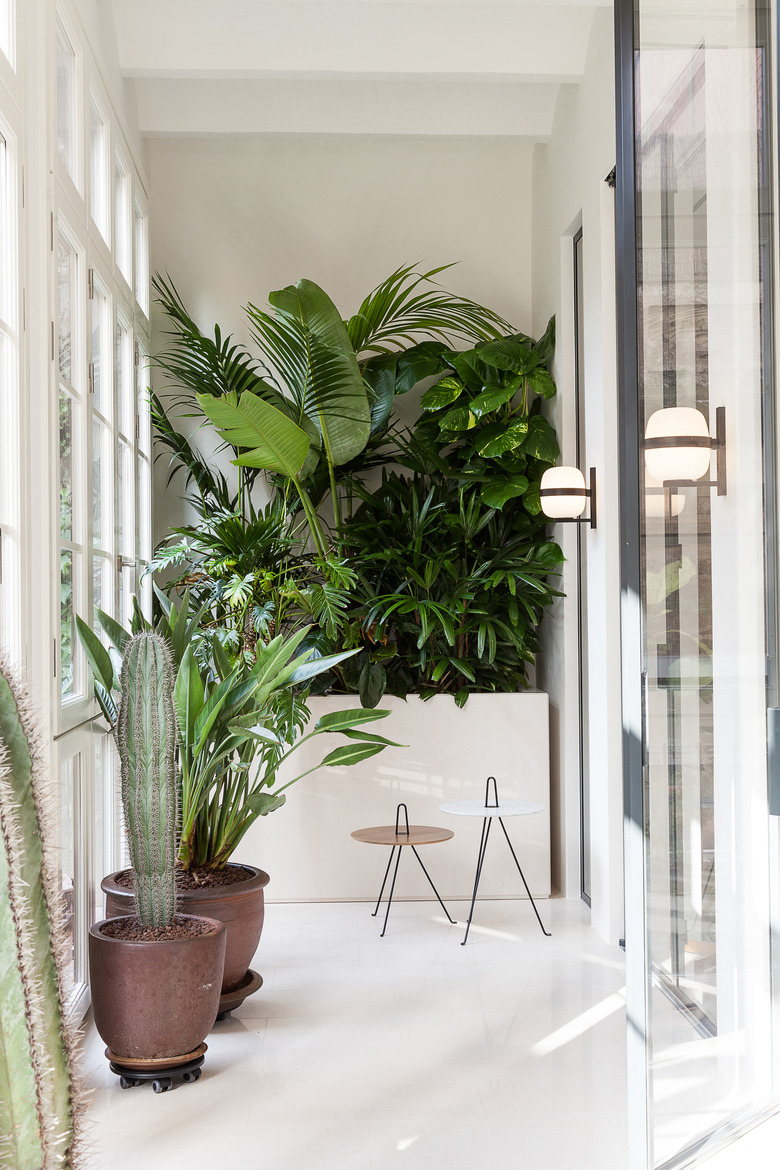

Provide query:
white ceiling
left=110, top=0, right=612, bottom=138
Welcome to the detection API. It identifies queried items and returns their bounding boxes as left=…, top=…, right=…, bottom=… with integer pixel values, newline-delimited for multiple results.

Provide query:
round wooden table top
left=351, top=825, right=455, bottom=847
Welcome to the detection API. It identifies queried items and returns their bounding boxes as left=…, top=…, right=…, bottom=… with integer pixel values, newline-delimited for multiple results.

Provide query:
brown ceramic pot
left=89, top=915, right=226, bottom=1061
left=102, top=864, right=270, bottom=994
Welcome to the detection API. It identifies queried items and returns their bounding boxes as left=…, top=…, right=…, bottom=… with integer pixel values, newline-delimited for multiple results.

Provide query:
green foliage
left=0, top=657, right=78, bottom=1168
left=78, top=598, right=397, bottom=871
left=116, top=633, right=179, bottom=929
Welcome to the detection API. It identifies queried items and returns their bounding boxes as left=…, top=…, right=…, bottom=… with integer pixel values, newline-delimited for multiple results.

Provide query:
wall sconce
left=645, top=472, right=685, bottom=519
left=643, top=406, right=726, bottom=495
left=539, top=466, right=597, bottom=529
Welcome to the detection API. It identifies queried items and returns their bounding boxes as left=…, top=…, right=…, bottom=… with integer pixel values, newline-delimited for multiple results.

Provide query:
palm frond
left=151, top=391, right=235, bottom=507
left=346, top=264, right=513, bottom=356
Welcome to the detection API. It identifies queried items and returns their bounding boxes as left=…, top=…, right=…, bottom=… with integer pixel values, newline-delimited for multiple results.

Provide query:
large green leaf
left=475, top=337, right=536, bottom=374
left=75, top=615, right=115, bottom=694
left=524, top=415, right=560, bottom=462
left=480, top=479, right=529, bottom=510
left=320, top=741, right=387, bottom=768
left=470, top=382, right=519, bottom=418
left=477, top=419, right=529, bottom=458
left=267, top=279, right=370, bottom=466
left=439, top=404, right=476, bottom=433
left=420, top=377, right=464, bottom=412
left=196, top=390, right=310, bottom=479
left=314, top=708, right=391, bottom=732
left=527, top=368, right=557, bottom=400
left=173, top=645, right=205, bottom=753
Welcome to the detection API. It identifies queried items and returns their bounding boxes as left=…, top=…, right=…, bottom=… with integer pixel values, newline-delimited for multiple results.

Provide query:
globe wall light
left=539, top=466, right=597, bottom=529
left=643, top=406, right=726, bottom=495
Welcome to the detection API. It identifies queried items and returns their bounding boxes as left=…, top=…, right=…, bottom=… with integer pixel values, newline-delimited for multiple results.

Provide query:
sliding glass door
left=617, top=0, right=780, bottom=1165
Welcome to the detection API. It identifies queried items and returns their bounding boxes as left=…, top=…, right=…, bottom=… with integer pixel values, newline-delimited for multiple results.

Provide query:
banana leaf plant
left=75, top=593, right=400, bottom=871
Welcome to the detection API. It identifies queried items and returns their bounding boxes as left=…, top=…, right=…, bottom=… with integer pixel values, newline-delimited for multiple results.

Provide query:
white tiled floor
left=80, top=899, right=628, bottom=1170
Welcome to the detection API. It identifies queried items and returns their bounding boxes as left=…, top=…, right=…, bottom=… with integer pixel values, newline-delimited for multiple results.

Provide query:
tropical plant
left=76, top=595, right=400, bottom=871
left=116, top=633, right=179, bottom=928
left=0, top=655, right=80, bottom=1168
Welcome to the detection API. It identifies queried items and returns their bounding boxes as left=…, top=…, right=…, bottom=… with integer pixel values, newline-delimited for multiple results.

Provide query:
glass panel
left=90, top=277, right=110, bottom=418
left=138, top=454, right=151, bottom=563
left=59, top=388, right=74, bottom=540
left=0, top=131, right=9, bottom=328
left=632, top=1, right=780, bottom=1163
left=89, top=94, right=109, bottom=244
left=136, top=342, right=151, bottom=457
left=92, top=416, right=111, bottom=550
left=60, top=547, right=78, bottom=698
left=56, top=19, right=77, bottom=184
left=92, top=735, right=106, bottom=923
left=114, top=154, right=131, bottom=282
left=117, top=438, right=133, bottom=559
left=92, top=552, right=112, bottom=622
left=115, top=316, right=133, bottom=437
left=133, top=200, right=148, bottom=315
left=0, top=0, right=14, bottom=67
left=59, top=754, right=76, bottom=995
left=57, top=232, right=77, bottom=384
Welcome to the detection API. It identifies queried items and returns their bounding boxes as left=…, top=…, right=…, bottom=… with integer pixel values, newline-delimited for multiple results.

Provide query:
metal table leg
left=371, top=845, right=399, bottom=918
left=411, top=845, right=456, bottom=924
left=461, top=816, right=493, bottom=946
left=497, top=816, right=551, bottom=937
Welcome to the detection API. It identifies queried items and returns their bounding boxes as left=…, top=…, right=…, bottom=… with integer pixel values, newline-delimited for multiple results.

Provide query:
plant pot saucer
left=217, top=968, right=263, bottom=1018
left=104, top=1042, right=207, bottom=1071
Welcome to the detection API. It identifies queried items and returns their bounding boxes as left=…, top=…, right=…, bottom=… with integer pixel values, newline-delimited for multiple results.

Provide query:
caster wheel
left=216, top=1011, right=228, bottom=1022
left=182, top=1071, right=194, bottom=1083
left=152, top=1079, right=171, bottom=1094
left=119, top=1076, right=133, bottom=1090
left=192, top=1068, right=202, bottom=1082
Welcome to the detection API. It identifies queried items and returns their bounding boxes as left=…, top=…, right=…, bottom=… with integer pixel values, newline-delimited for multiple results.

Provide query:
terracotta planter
left=102, top=864, right=270, bottom=994
left=89, top=915, right=226, bottom=1061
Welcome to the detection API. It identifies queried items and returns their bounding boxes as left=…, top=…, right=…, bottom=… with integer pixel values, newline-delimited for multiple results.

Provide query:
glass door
left=617, top=0, right=780, bottom=1165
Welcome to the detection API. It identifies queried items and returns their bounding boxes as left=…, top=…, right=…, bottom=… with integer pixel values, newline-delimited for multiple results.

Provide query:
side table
left=351, top=803, right=456, bottom=936
left=440, top=776, right=551, bottom=945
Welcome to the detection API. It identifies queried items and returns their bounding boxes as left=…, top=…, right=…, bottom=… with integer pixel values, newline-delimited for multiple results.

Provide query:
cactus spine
left=0, top=656, right=78, bottom=1169
left=116, top=632, right=179, bottom=930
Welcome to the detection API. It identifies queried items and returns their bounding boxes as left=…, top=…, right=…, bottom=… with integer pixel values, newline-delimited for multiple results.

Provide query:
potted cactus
left=88, top=633, right=226, bottom=1075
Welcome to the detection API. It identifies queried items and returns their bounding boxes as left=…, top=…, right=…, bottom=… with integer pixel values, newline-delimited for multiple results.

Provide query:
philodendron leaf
left=470, top=382, right=520, bottom=418
left=475, top=337, right=536, bottom=373
left=480, top=479, right=529, bottom=510
left=315, top=708, right=391, bottom=732
left=527, top=368, right=557, bottom=400
left=420, top=377, right=464, bottom=412
left=524, top=480, right=542, bottom=515
left=477, top=419, right=529, bottom=458
left=439, top=405, right=476, bottom=433
left=320, top=741, right=387, bottom=767
left=524, top=415, right=560, bottom=462
left=359, top=660, right=387, bottom=708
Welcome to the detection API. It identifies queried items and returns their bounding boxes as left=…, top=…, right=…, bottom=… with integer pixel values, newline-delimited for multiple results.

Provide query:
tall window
left=55, top=15, right=79, bottom=188
left=0, top=122, right=19, bottom=653
left=133, top=198, right=148, bottom=316
left=114, top=151, right=131, bottom=285
left=89, top=90, right=109, bottom=245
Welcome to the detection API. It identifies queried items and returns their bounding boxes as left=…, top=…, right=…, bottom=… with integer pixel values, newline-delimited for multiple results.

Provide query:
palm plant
left=76, top=595, right=399, bottom=872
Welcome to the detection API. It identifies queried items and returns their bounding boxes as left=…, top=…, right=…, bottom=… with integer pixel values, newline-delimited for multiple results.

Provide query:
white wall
left=149, top=132, right=534, bottom=542
left=532, top=7, right=624, bottom=943
left=235, top=694, right=551, bottom=906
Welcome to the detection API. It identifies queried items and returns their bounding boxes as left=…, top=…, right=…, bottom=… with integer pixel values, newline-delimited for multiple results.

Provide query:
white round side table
left=439, top=776, right=551, bottom=945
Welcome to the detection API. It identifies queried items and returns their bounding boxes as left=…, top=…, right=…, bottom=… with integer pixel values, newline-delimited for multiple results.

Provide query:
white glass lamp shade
left=644, top=407, right=712, bottom=482
left=644, top=471, right=685, bottom=518
left=539, top=466, right=588, bottom=519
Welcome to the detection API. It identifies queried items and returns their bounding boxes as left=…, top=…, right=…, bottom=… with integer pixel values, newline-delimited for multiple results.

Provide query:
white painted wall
left=531, top=7, right=624, bottom=943
left=234, top=694, right=551, bottom=906
left=149, top=132, right=535, bottom=544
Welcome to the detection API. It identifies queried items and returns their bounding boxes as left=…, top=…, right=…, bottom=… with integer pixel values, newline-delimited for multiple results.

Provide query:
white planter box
left=235, top=692, right=550, bottom=903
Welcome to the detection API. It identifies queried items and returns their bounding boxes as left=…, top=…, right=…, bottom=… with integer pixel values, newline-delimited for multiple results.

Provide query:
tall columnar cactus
left=116, top=632, right=179, bottom=930
left=0, top=656, right=79, bottom=1169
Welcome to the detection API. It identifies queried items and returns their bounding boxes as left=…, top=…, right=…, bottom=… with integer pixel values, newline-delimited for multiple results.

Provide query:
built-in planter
left=239, top=692, right=551, bottom=904
left=89, top=915, right=226, bottom=1062
left=102, top=865, right=270, bottom=997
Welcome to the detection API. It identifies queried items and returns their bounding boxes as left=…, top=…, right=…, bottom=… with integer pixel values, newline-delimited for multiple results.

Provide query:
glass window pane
left=92, top=552, right=112, bottom=622
left=0, top=0, right=14, bottom=67
left=138, top=455, right=151, bottom=563
left=56, top=19, right=77, bottom=184
left=60, top=547, right=79, bottom=698
left=117, top=438, right=133, bottom=559
left=133, top=200, right=148, bottom=315
left=57, top=231, right=77, bottom=384
left=59, top=753, right=76, bottom=995
left=136, top=342, right=151, bottom=458
left=115, top=317, right=133, bottom=437
left=59, top=389, right=74, bottom=541
left=92, top=417, right=111, bottom=551
left=89, top=95, right=109, bottom=244
left=90, top=278, right=110, bottom=418
left=114, top=154, right=131, bottom=282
